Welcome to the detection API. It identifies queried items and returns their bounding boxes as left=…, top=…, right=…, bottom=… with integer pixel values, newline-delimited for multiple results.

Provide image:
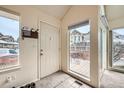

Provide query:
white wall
left=61, top=5, right=99, bottom=87
left=0, top=5, right=60, bottom=88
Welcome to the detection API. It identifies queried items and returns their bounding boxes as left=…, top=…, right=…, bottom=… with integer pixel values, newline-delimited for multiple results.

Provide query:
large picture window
left=69, top=21, right=90, bottom=78
left=0, top=9, right=20, bottom=71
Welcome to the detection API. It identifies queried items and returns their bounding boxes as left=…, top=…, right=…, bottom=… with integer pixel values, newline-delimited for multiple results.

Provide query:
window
left=69, top=21, right=90, bottom=78
left=0, top=8, right=20, bottom=71
left=112, top=28, right=124, bottom=68
left=78, top=36, right=80, bottom=42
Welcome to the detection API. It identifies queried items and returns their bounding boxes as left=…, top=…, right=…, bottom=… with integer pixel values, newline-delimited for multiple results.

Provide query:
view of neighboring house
left=0, top=32, right=19, bottom=65
left=0, top=32, right=18, bottom=49
left=70, top=30, right=90, bottom=60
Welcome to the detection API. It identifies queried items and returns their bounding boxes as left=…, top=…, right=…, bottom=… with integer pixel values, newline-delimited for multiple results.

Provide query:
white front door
left=40, top=22, right=59, bottom=78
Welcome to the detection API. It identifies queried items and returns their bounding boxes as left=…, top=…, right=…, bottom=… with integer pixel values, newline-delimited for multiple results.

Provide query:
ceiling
left=105, top=5, right=124, bottom=21
left=33, top=5, right=71, bottom=20
left=33, top=5, right=124, bottom=21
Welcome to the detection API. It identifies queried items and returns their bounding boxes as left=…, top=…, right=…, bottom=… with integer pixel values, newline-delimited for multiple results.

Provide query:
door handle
left=40, top=53, right=43, bottom=56
left=40, top=49, right=43, bottom=56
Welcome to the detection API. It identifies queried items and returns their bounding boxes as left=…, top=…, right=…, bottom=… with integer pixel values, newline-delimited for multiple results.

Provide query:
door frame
left=37, top=21, right=61, bottom=80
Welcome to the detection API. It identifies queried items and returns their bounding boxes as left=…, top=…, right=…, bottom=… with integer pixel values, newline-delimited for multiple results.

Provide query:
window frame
left=0, top=7, right=21, bottom=73
left=68, top=20, right=91, bottom=79
left=108, top=28, right=124, bottom=69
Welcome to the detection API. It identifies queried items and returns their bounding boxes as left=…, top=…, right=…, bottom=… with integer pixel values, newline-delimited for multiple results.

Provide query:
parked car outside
left=0, top=48, right=18, bottom=64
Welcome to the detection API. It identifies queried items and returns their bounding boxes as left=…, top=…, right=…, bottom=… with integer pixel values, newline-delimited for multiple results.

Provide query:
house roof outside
left=0, top=40, right=18, bottom=45
left=71, top=30, right=90, bottom=40
left=71, top=30, right=82, bottom=35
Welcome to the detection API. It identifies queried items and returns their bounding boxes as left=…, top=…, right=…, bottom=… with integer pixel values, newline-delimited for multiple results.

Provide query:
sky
left=0, top=16, right=19, bottom=40
left=71, top=24, right=90, bottom=33
left=113, top=28, right=124, bottom=35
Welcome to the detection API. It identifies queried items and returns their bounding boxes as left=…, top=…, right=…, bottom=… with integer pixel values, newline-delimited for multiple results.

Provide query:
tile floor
left=35, top=71, right=91, bottom=88
left=35, top=70, right=124, bottom=88
left=100, top=70, right=124, bottom=88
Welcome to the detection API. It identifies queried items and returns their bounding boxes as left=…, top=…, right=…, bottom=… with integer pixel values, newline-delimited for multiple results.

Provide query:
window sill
left=0, top=65, right=22, bottom=74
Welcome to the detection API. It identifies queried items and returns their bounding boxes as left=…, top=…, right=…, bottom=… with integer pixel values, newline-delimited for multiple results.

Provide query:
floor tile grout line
left=54, top=76, right=71, bottom=88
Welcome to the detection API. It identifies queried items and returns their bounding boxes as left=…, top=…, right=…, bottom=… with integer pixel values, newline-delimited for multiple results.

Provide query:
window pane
left=0, top=10, right=19, bottom=70
left=69, top=22, right=90, bottom=78
left=112, top=28, right=124, bottom=67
